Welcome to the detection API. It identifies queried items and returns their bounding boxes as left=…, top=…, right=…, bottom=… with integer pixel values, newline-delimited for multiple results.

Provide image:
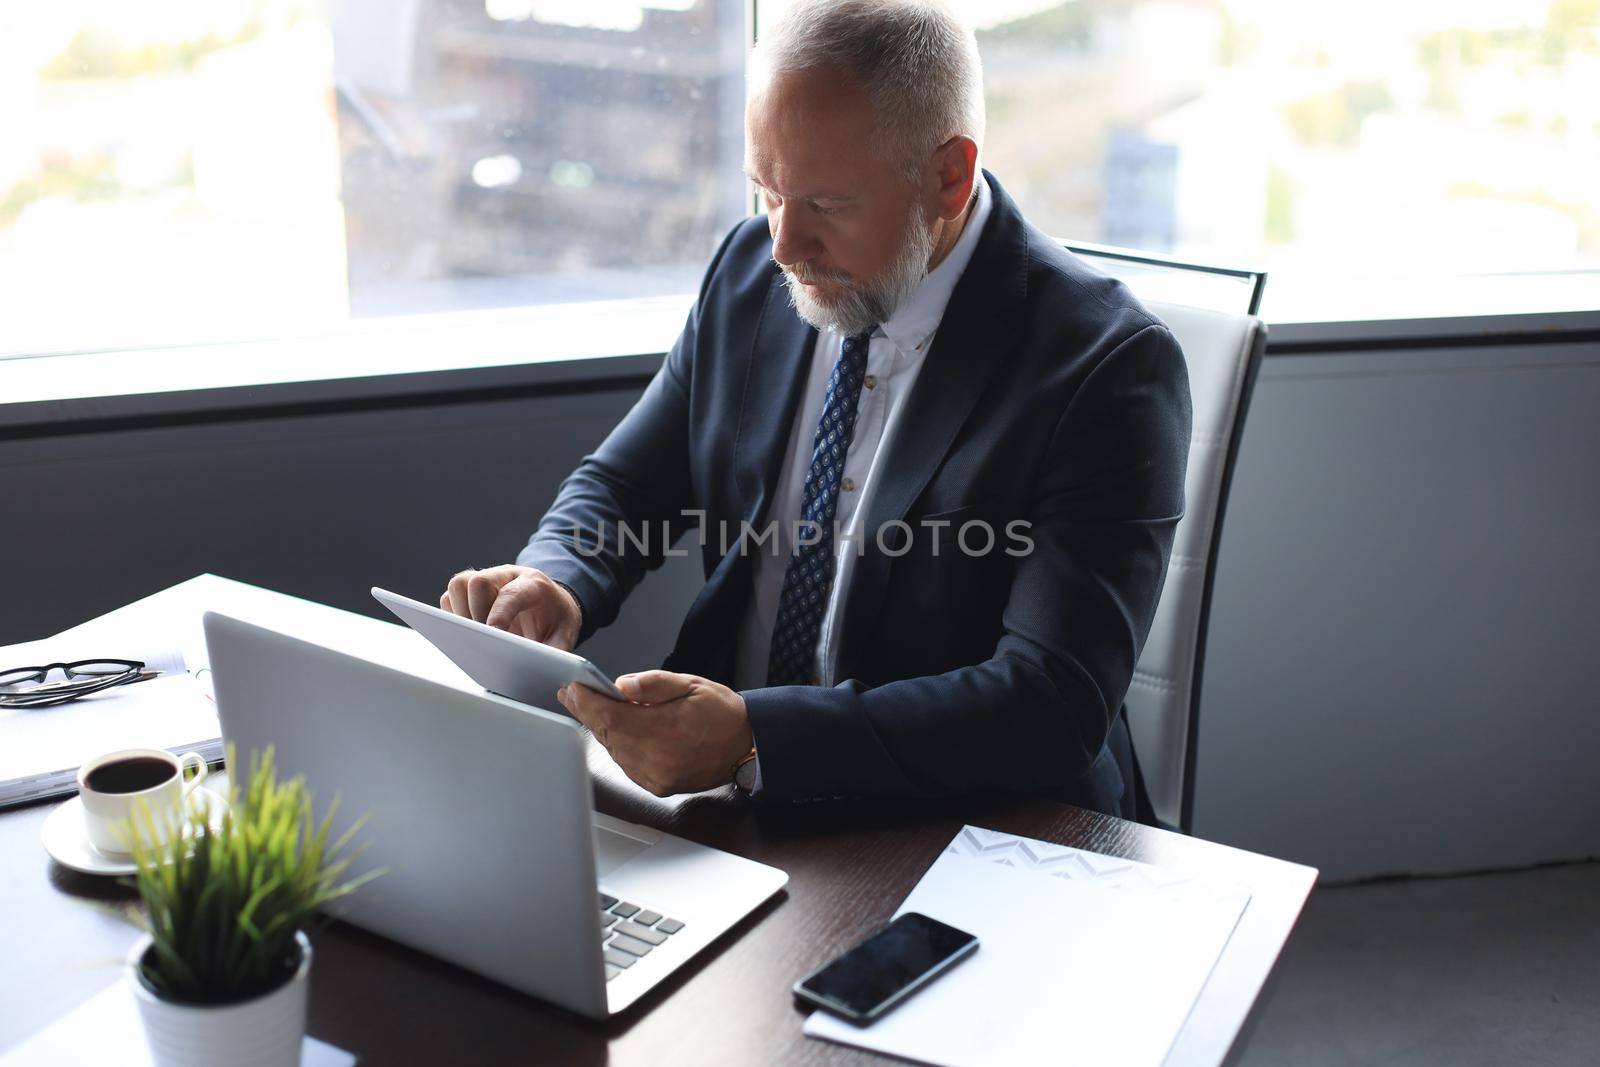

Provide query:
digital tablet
left=372, top=586, right=626, bottom=709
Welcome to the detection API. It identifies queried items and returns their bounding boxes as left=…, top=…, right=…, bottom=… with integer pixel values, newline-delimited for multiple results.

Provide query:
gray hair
left=755, top=0, right=985, bottom=185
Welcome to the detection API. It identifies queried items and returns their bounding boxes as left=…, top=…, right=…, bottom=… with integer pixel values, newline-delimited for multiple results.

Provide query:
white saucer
left=42, top=787, right=229, bottom=877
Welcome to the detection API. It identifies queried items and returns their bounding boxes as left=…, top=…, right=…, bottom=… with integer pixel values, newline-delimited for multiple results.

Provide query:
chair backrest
left=1063, top=242, right=1267, bottom=832
left=1065, top=240, right=1267, bottom=316
left=1129, top=302, right=1265, bottom=832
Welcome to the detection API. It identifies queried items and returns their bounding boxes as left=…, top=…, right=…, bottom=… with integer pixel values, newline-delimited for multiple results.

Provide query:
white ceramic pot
left=128, top=930, right=311, bottom=1067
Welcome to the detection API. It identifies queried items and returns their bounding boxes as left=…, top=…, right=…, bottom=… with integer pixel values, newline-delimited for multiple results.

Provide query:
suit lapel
left=733, top=273, right=818, bottom=527
left=834, top=171, right=1030, bottom=681
left=669, top=275, right=812, bottom=680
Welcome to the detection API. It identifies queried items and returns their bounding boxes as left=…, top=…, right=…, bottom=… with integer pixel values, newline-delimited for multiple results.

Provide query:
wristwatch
left=732, top=746, right=759, bottom=793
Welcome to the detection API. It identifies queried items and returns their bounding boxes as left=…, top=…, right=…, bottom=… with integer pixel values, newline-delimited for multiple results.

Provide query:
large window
left=0, top=0, right=747, bottom=359
left=1, top=0, right=1594, bottom=365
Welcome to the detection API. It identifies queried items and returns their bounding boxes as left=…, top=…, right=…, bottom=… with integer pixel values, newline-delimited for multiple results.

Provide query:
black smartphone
left=793, top=912, right=979, bottom=1025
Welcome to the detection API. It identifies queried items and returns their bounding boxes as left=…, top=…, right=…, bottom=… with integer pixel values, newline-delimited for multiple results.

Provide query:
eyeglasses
left=0, top=659, right=158, bottom=708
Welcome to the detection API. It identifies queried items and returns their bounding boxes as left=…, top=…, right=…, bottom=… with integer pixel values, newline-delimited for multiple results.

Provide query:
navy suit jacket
left=519, top=171, right=1191, bottom=813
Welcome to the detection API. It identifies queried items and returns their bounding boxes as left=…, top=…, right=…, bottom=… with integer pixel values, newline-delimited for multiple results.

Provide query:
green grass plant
left=127, top=745, right=381, bottom=1004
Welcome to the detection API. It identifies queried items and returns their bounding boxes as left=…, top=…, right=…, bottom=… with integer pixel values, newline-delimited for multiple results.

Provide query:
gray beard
left=781, top=207, right=937, bottom=337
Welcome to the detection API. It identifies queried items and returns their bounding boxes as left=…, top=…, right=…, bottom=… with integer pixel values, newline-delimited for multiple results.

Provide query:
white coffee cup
left=77, top=748, right=208, bottom=857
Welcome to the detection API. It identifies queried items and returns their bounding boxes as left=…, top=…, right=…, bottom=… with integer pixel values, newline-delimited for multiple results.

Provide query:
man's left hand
left=558, top=671, right=752, bottom=797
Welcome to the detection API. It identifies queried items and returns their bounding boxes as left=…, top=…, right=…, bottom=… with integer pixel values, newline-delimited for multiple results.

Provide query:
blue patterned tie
left=767, top=329, right=876, bottom=687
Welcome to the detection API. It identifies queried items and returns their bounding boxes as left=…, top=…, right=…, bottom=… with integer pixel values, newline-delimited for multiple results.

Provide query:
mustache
left=782, top=264, right=854, bottom=287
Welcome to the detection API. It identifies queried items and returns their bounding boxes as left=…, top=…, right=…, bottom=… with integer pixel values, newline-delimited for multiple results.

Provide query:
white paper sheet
left=0, top=980, right=356, bottom=1065
left=802, top=825, right=1251, bottom=1067
left=41, top=575, right=465, bottom=687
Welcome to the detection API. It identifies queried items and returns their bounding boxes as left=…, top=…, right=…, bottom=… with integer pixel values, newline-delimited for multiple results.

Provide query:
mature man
left=440, top=0, right=1191, bottom=818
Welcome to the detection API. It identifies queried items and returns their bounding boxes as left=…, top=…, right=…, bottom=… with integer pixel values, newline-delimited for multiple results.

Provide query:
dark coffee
left=85, top=756, right=176, bottom=794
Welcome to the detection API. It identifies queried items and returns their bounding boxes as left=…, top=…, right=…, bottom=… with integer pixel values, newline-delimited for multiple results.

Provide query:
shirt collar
left=874, top=172, right=993, bottom=357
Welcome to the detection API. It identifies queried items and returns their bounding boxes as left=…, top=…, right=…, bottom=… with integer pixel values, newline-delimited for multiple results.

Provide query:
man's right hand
left=440, top=565, right=582, bottom=652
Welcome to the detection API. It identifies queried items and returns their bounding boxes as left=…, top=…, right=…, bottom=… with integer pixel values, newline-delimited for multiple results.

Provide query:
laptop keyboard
left=599, top=893, right=687, bottom=982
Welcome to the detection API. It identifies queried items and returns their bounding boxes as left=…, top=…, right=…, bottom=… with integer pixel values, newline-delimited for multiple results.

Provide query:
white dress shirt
left=732, top=174, right=994, bottom=693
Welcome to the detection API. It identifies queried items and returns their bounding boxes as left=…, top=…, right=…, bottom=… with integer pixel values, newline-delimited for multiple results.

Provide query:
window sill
left=1267, top=308, right=1600, bottom=353
left=1262, top=270, right=1600, bottom=336
left=0, top=296, right=692, bottom=437
left=1, top=295, right=1594, bottom=440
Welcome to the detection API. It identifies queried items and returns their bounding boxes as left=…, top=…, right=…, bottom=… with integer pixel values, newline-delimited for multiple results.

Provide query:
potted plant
left=125, top=746, right=379, bottom=1067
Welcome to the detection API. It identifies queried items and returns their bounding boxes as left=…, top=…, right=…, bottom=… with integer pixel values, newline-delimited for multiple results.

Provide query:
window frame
left=4, top=308, right=1596, bottom=441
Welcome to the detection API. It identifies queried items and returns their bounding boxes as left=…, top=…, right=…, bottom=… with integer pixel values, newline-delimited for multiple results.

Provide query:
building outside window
left=0, top=0, right=748, bottom=358
left=762, top=0, right=1599, bottom=321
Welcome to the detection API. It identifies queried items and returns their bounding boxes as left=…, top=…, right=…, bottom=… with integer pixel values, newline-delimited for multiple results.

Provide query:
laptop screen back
left=202, top=611, right=609, bottom=1017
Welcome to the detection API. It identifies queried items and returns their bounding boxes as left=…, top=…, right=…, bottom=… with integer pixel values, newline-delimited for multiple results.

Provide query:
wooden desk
left=1, top=749, right=1315, bottom=1066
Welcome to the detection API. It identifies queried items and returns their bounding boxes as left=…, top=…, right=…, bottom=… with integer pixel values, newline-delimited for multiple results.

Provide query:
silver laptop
left=202, top=611, right=787, bottom=1018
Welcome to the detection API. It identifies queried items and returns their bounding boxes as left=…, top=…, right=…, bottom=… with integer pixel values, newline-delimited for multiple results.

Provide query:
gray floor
left=1237, top=861, right=1600, bottom=1067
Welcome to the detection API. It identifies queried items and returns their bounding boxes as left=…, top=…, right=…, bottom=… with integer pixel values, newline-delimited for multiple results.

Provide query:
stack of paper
left=803, top=825, right=1251, bottom=1067
left=0, top=646, right=216, bottom=809
left=1, top=574, right=474, bottom=810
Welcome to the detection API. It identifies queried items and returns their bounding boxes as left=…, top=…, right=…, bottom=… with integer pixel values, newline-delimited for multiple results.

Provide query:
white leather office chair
left=1064, top=243, right=1268, bottom=833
